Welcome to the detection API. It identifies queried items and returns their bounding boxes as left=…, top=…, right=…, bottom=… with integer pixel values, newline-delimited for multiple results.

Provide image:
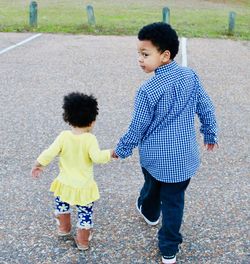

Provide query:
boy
left=113, top=22, right=218, bottom=264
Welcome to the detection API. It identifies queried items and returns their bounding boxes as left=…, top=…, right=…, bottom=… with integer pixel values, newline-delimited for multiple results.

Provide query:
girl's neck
left=72, top=126, right=92, bottom=135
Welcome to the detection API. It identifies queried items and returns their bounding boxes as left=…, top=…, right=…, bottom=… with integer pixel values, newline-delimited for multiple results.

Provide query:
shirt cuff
left=115, top=147, right=127, bottom=159
left=204, top=134, right=218, bottom=144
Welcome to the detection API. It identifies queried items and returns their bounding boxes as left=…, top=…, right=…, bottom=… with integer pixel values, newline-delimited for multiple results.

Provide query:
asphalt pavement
left=0, top=33, right=249, bottom=263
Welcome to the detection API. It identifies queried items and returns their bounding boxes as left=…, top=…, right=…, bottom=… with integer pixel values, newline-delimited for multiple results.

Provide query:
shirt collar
left=155, top=60, right=178, bottom=75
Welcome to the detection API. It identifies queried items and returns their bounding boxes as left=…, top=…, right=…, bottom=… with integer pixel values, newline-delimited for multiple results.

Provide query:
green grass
left=0, top=0, right=249, bottom=40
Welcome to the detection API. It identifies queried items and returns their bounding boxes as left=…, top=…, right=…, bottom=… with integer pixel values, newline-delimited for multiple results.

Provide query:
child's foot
left=75, top=228, right=93, bottom=250
left=136, top=198, right=159, bottom=226
left=162, top=255, right=176, bottom=264
left=55, top=213, right=71, bottom=236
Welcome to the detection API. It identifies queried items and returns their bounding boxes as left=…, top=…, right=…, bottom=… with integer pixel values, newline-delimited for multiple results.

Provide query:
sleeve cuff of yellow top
left=37, top=156, right=50, bottom=167
left=103, top=149, right=111, bottom=163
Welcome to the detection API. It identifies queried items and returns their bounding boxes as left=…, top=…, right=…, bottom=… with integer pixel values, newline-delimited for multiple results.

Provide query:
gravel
left=0, top=33, right=249, bottom=263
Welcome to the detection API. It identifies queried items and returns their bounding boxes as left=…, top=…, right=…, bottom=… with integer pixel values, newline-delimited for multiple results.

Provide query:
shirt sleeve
left=88, top=136, right=111, bottom=164
left=195, top=75, right=218, bottom=144
left=115, top=89, right=153, bottom=159
left=37, top=133, right=63, bottom=166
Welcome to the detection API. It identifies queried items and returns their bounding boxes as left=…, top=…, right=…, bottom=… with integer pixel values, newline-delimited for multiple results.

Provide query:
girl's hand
left=204, top=143, right=219, bottom=151
left=111, top=150, right=119, bottom=159
left=31, top=161, right=44, bottom=178
left=31, top=166, right=43, bottom=178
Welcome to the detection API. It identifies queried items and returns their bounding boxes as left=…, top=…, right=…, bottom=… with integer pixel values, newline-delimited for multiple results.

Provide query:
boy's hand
left=204, top=143, right=219, bottom=151
left=111, top=150, right=119, bottom=159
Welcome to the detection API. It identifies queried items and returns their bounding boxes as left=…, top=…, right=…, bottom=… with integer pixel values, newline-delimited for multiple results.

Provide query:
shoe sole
left=162, top=256, right=176, bottom=264
left=58, top=231, right=71, bottom=236
left=76, top=243, right=89, bottom=251
left=136, top=199, right=159, bottom=226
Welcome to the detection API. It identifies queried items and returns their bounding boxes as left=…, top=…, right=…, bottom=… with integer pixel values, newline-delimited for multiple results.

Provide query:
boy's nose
left=138, top=55, right=143, bottom=63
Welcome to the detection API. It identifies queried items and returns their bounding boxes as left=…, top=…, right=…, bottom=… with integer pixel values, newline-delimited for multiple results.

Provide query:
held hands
left=31, top=161, right=44, bottom=178
left=204, top=143, right=219, bottom=151
left=111, top=149, right=119, bottom=159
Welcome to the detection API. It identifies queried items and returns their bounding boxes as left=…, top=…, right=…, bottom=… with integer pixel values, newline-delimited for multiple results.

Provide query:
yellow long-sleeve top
left=37, top=130, right=111, bottom=206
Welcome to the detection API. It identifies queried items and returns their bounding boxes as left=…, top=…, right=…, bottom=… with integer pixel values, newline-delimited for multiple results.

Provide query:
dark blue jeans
left=138, top=167, right=190, bottom=256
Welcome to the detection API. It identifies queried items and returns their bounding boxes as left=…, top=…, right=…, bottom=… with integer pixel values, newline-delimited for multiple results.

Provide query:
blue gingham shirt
left=115, top=61, right=218, bottom=183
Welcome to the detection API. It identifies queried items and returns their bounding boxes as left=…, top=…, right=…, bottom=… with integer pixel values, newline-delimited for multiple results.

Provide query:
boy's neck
left=156, top=59, right=173, bottom=71
left=162, top=59, right=172, bottom=66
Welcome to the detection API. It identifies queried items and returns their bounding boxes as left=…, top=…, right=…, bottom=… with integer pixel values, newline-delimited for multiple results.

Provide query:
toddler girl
left=31, top=92, right=112, bottom=250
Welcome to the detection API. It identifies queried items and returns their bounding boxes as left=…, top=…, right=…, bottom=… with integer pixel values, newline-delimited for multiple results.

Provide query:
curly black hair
left=138, top=22, right=179, bottom=59
left=62, top=92, right=99, bottom=127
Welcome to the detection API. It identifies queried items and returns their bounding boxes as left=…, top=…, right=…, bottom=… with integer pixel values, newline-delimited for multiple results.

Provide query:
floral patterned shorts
left=55, top=196, right=94, bottom=229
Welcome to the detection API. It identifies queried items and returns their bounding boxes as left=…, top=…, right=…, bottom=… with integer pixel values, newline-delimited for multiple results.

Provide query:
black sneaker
left=162, top=255, right=176, bottom=264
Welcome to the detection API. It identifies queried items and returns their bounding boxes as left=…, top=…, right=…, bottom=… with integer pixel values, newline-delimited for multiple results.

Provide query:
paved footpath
left=0, top=33, right=249, bottom=264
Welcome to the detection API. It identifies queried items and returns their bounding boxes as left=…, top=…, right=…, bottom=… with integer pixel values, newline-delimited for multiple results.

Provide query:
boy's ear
left=162, top=50, right=171, bottom=63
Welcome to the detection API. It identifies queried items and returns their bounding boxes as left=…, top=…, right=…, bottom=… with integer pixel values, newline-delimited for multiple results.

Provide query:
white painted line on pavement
left=181, top=37, right=187, bottom=67
left=0, top=33, right=42, bottom=55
